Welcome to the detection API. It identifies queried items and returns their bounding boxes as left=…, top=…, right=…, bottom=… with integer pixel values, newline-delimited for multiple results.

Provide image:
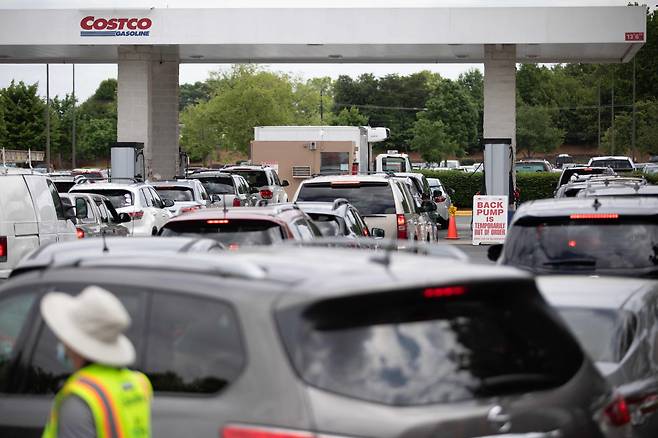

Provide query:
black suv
left=0, top=247, right=627, bottom=438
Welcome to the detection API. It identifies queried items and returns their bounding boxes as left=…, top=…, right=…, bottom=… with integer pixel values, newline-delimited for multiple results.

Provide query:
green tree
left=291, top=76, right=334, bottom=125
left=76, top=79, right=117, bottom=162
left=458, top=69, right=484, bottom=152
left=180, top=81, right=212, bottom=111
left=516, top=105, right=565, bottom=157
left=0, top=80, right=46, bottom=150
left=331, top=107, right=368, bottom=126
left=180, top=100, right=221, bottom=164
left=410, top=118, right=458, bottom=164
left=0, top=104, right=7, bottom=147
left=50, top=94, right=77, bottom=166
left=601, top=100, right=658, bottom=156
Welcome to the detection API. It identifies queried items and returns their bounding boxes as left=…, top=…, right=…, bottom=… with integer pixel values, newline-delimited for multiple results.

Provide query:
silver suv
left=293, top=174, right=432, bottom=243
left=222, top=165, right=290, bottom=204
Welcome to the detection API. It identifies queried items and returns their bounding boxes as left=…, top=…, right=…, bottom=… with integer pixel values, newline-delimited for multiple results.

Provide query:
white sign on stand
left=472, top=195, right=508, bottom=245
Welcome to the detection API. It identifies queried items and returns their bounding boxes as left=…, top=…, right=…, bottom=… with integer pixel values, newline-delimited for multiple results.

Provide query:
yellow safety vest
left=42, top=364, right=152, bottom=438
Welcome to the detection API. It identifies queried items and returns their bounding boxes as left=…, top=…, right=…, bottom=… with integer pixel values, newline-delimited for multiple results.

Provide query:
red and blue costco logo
left=80, top=16, right=152, bottom=37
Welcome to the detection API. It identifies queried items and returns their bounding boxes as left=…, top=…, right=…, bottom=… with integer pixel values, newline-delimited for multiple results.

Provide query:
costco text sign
left=472, top=195, right=508, bottom=245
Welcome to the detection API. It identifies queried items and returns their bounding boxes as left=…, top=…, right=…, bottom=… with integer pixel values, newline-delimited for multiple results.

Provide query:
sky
left=0, top=0, right=640, bottom=101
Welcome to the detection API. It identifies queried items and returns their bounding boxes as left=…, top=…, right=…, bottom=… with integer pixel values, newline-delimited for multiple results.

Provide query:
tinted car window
left=161, top=219, right=285, bottom=247
left=155, top=187, right=194, bottom=202
left=144, top=293, right=244, bottom=394
left=21, top=287, right=142, bottom=394
left=307, top=213, right=342, bottom=237
left=74, top=189, right=134, bottom=208
left=517, top=163, right=547, bottom=172
left=558, top=168, right=610, bottom=187
left=277, top=285, right=582, bottom=406
left=556, top=307, right=637, bottom=363
left=590, top=159, right=633, bottom=170
left=53, top=180, right=76, bottom=193
left=505, top=218, right=658, bottom=273
left=47, top=180, right=66, bottom=220
left=225, top=170, right=269, bottom=188
left=297, top=183, right=396, bottom=215
left=0, top=292, right=37, bottom=390
left=194, top=176, right=235, bottom=195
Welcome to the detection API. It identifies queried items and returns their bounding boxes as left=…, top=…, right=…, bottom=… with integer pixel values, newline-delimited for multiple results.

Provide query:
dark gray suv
left=0, top=247, right=628, bottom=438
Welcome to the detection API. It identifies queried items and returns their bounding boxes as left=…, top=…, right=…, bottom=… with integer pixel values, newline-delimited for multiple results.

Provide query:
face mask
left=56, top=342, right=73, bottom=370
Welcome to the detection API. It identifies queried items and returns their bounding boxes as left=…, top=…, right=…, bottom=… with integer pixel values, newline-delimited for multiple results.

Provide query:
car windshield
left=72, top=189, right=133, bottom=208
left=590, top=160, right=633, bottom=170
left=555, top=307, right=636, bottom=363
left=194, top=176, right=234, bottom=195
left=505, top=219, right=658, bottom=273
left=516, top=163, right=546, bottom=172
left=226, top=170, right=269, bottom=187
left=155, top=187, right=194, bottom=202
left=297, top=183, right=396, bottom=215
left=160, top=219, right=285, bottom=247
left=277, top=286, right=582, bottom=406
left=382, top=158, right=406, bottom=172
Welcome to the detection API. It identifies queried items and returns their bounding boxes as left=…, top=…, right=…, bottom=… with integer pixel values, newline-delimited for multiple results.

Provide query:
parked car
left=0, top=168, right=77, bottom=278
left=59, top=192, right=131, bottom=239
left=151, top=179, right=211, bottom=216
left=190, top=171, right=255, bottom=207
left=0, top=247, right=630, bottom=437
left=588, top=156, right=635, bottom=172
left=515, top=159, right=554, bottom=173
left=556, top=166, right=616, bottom=189
left=221, top=165, right=290, bottom=204
left=391, top=175, right=438, bottom=242
left=488, top=197, right=658, bottom=278
left=643, top=164, right=658, bottom=175
left=47, top=171, right=77, bottom=193
left=555, top=154, right=574, bottom=169
left=296, top=199, right=374, bottom=238
left=159, top=204, right=321, bottom=248
left=426, top=177, right=453, bottom=228
left=539, top=276, right=658, bottom=438
left=69, top=181, right=173, bottom=236
left=393, top=172, right=442, bottom=233
left=555, top=176, right=647, bottom=198
left=293, top=174, right=433, bottom=243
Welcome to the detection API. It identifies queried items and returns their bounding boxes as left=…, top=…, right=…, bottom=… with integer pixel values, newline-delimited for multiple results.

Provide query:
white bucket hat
left=40, top=285, right=135, bottom=367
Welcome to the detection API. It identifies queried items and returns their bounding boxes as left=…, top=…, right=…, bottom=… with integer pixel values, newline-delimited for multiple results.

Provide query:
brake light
left=604, top=396, right=631, bottom=426
left=223, top=425, right=314, bottom=438
left=397, top=214, right=408, bottom=239
left=128, top=211, right=144, bottom=220
left=76, top=228, right=85, bottom=239
left=228, top=244, right=240, bottom=251
left=180, top=206, right=200, bottom=214
left=0, top=236, right=7, bottom=262
left=434, top=196, right=446, bottom=203
left=207, top=220, right=229, bottom=224
left=233, top=198, right=242, bottom=207
left=568, top=240, right=577, bottom=248
left=362, top=227, right=369, bottom=237
left=570, top=213, right=619, bottom=220
left=330, top=181, right=361, bottom=187
left=351, top=162, right=359, bottom=175
left=260, top=189, right=273, bottom=200
left=424, top=286, right=466, bottom=298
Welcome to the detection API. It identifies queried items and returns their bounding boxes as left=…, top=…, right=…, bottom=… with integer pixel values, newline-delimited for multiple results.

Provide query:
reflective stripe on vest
left=76, top=376, right=125, bottom=438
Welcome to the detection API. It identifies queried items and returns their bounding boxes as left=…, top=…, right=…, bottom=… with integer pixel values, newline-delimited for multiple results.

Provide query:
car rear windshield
left=226, top=170, right=269, bottom=187
left=556, top=307, right=637, bottom=363
left=382, top=157, right=407, bottom=172
left=590, top=159, right=633, bottom=170
left=297, top=183, right=396, bottom=215
left=71, top=189, right=133, bottom=208
left=155, top=187, right=194, bottom=202
left=194, top=176, right=234, bottom=195
left=276, top=284, right=582, bottom=406
left=307, top=213, right=342, bottom=237
left=505, top=218, right=658, bottom=274
left=517, top=163, right=546, bottom=172
left=53, top=181, right=76, bottom=193
left=160, top=219, right=284, bottom=247
left=559, top=168, right=609, bottom=187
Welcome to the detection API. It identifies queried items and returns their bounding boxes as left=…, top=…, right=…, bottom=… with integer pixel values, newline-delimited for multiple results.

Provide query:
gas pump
left=111, top=142, right=145, bottom=181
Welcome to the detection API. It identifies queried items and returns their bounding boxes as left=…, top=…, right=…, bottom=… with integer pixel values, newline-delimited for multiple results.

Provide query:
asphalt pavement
left=437, top=215, right=495, bottom=264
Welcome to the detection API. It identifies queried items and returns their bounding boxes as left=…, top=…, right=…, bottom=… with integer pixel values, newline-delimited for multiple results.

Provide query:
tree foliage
left=516, top=105, right=565, bottom=157
left=331, top=106, right=368, bottom=126
left=0, top=80, right=46, bottom=150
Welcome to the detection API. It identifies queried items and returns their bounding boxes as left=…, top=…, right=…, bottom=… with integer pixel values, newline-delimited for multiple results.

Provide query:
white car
left=587, top=156, right=635, bottom=172
left=70, top=181, right=173, bottom=236
left=151, top=179, right=211, bottom=216
left=0, top=168, right=77, bottom=278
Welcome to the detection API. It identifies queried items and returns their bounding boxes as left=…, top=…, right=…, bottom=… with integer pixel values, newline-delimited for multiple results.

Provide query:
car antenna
left=101, top=229, right=109, bottom=253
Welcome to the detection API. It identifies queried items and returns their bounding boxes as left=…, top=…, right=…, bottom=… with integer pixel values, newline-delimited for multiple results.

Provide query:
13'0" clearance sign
left=80, top=16, right=152, bottom=37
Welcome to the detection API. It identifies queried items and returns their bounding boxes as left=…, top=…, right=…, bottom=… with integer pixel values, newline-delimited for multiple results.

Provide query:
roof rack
left=77, top=177, right=142, bottom=184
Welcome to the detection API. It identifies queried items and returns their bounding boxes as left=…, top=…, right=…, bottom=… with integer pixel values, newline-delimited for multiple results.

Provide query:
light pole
left=72, top=64, right=77, bottom=169
left=45, top=64, right=51, bottom=169
left=320, top=87, right=324, bottom=123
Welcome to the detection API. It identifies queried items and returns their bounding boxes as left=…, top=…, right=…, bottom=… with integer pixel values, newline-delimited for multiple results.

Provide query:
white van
left=375, top=152, right=412, bottom=173
left=0, top=169, right=77, bottom=278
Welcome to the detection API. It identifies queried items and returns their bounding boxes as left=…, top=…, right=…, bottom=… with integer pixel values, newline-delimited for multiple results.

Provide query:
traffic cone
left=445, top=206, right=459, bottom=240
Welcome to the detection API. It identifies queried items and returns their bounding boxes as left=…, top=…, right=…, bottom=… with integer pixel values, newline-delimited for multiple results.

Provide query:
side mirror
left=281, top=180, right=290, bottom=187
left=249, top=187, right=259, bottom=194
left=487, top=244, right=504, bottom=262
left=162, top=199, right=175, bottom=208
left=60, top=197, right=77, bottom=221
left=118, top=212, right=132, bottom=223
left=371, top=228, right=385, bottom=239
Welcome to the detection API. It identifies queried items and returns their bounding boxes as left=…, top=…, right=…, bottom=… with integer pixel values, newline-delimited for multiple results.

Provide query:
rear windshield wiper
left=543, top=258, right=596, bottom=267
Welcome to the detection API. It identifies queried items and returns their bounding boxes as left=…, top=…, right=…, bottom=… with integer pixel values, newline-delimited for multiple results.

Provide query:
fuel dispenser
left=111, top=142, right=145, bottom=181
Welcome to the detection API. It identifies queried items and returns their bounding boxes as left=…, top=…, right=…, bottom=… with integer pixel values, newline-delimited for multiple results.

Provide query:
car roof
left=589, top=156, right=633, bottom=161
left=301, top=174, right=390, bottom=184
left=165, top=204, right=302, bottom=223
left=69, top=181, right=147, bottom=190
left=537, top=276, right=652, bottom=310
left=580, top=185, right=658, bottom=196
left=515, top=196, right=658, bottom=218
left=190, top=171, right=234, bottom=178
left=151, top=180, right=199, bottom=187
left=222, top=165, right=270, bottom=171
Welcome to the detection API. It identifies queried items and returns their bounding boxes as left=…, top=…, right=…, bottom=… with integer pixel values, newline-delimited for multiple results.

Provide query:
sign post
left=472, top=195, right=508, bottom=245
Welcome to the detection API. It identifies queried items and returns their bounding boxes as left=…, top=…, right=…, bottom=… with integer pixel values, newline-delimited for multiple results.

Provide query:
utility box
left=111, top=142, right=144, bottom=181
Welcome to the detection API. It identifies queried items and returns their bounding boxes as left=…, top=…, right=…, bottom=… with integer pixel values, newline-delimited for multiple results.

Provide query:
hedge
left=418, top=170, right=658, bottom=209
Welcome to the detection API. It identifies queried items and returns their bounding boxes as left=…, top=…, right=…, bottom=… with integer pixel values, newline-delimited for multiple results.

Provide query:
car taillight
left=76, top=228, right=85, bottom=239
left=0, top=236, right=7, bottom=262
left=424, top=286, right=466, bottom=298
left=233, top=198, right=242, bottom=207
left=128, top=211, right=144, bottom=220
left=434, top=196, right=446, bottom=203
left=397, top=214, right=408, bottom=239
left=362, top=227, right=369, bottom=237
left=351, top=162, right=359, bottom=175
left=223, top=425, right=319, bottom=438
left=180, top=206, right=200, bottom=214
left=604, top=396, right=631, bottom=427
left=260, top=189, right=273, bottom=200
left=570, top=213, right=619, bottom=220
left=208, top=219, right=229, bottom=224
left=228, top=244, right=240, bottom=251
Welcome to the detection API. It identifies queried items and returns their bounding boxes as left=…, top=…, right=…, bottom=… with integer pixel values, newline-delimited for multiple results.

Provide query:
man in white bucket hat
left=40, top=285, right=152, bottom=438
